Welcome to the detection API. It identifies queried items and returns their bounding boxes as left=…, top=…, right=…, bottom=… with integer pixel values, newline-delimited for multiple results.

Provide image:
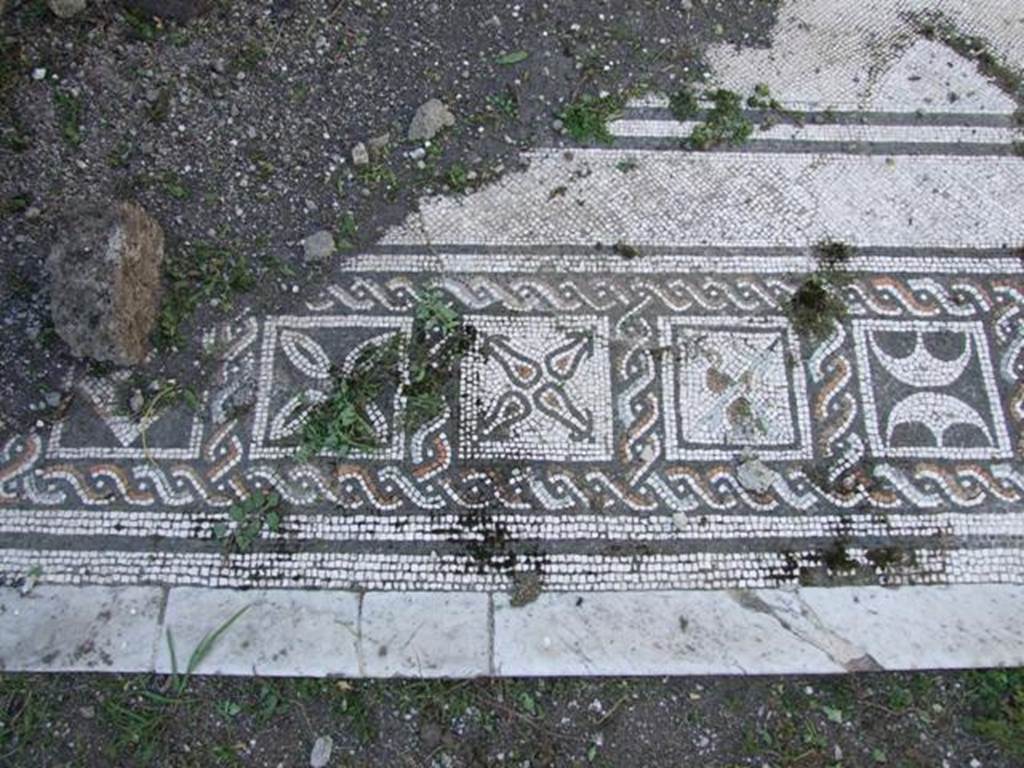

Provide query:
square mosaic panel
left=853, top=319, right=1013, bottom=460
left=459, top=314, right=614, bottom=461
left=250, top=315, right=412, bottom=460
left=659, top=315, right=813, bottom=461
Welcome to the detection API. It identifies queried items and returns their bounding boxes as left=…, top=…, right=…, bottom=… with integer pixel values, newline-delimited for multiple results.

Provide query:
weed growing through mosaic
left=297, top=293, right=472, bottom=458
left=404, top=291, right=474, bottom=430
left=746, top=82, right=783, bottom=111
left=156, top=242, right=256, bottom=348
left=298, top=334, right=404, bottom=459
left=668, top=85, right=700, bottom=121
left=785, top=240, right=852, bottom=343
left=916, top=14, right=1023, bottom=98
left=785, top=276, right=848, bottom=343
left=687, top=88, right=752, bottom=150
left=560, top=93, right=624, bottom=144
left=213, top=492, right=281, bottom=554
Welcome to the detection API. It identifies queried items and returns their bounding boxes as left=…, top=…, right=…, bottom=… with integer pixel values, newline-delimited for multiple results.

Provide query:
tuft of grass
left=967, top=668, right=1024, bottom=757
left=0, top=675, right=47, bottom=760
left=487, top=86, right=519, bottom=121
left=668, top=86, right=700, bottom=121
left=146, top=86, right=173, bottom=124
left=230, top=41, right=267, bottom=74
left=560, top=93, right=624, bottom=144
left=784, top=275, right=848, bottom=343
left=687, top=88, right=751, bottom=150
left=123, top=8, right=159, bottom=42
left=403, top=290, right=473, bottom=430
left=785, top=243, right=851, bottom=343
left=814, top=238, right=853, bottom=269
left=156, top=242, right=256, bottom=349
left=335, top=211, right=358, bottom=250
left=616, top=157, right=639, bottom=173
left=444, top=163, right=472, bottom=193
left=1, top=192, right=32, bottom=218
left=102, top=609, right=248, bottom=763
left=53, top=88, right=83, bottom=146
left=613, top=240, right=640, bottom=260
left=156, top=170, right=189, bottom=200
left=357, top=161, right=398, bottom=192
left=746, top=82, right=783, bottom=111
left=212, top=492, right=281, bottom=554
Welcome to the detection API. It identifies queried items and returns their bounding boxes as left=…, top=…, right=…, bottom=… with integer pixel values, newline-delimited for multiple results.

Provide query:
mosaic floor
left=1, top=0, right=1023, bottom=675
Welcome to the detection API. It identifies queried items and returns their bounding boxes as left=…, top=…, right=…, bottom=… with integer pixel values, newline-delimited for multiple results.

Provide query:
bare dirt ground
left=0, top=0, right=774, bottom=435
left=2, top=669, right=1024, bottom=767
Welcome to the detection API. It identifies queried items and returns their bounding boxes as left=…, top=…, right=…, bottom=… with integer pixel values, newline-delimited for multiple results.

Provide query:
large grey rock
left=407, top=98, right=455, bottom=141
left=48, top=0, right=87, bottom=18
left=121, top=0, right=213, bottom=22
left=48, top=201, right=164, bottom=366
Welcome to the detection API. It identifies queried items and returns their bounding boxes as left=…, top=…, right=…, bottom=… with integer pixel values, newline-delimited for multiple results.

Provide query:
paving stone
left=493, top=590, right=845, bottom=676
left=154, top=588, right=360, bottom=676
left=360, top=592, right=489, bottom=677
left=798, top=585, right=1024, bottom=670
left=0, top=586, right=163, bottom=672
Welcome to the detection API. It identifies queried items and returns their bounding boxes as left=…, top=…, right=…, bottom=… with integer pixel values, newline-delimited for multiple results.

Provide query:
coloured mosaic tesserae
left=2, top=0, right=1024, bottom=677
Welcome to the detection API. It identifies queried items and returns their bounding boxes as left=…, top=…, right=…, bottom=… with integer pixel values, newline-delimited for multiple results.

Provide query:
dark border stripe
left=608, top=136, right=1018, bottom=157
left=623, top=106, right=1021, bottom=129
left=364, top=242, right=1022, bottom=260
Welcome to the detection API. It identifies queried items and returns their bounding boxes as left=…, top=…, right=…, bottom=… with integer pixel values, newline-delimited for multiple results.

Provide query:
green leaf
left=519, top=692, right=537, bottom=715
left=182, top=387, right=200, bottom=411
left=495, top=50, right=529, bottom=65
left=822, top=704, right=844, bottom=723
left=185, top=605, right=250, bottom=677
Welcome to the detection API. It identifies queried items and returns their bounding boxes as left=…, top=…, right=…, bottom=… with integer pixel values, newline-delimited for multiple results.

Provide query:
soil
left=0, top=0, right=777, bottom=435
left=2, top=670, right=1022, bottom=767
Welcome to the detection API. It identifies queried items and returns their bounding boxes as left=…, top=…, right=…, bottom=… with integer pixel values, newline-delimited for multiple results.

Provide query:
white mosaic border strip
left=2, top=546, right=1020, bottom=591
left=340, top=252, right=1024, bottom=275
left=2, top=508, right=1022, bottom=542
left=610, top=119, right=1022, bottom=145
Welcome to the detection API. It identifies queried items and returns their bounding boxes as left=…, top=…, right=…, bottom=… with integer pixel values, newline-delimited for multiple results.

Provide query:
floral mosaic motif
left=251, top=315, right=413, bottom=460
